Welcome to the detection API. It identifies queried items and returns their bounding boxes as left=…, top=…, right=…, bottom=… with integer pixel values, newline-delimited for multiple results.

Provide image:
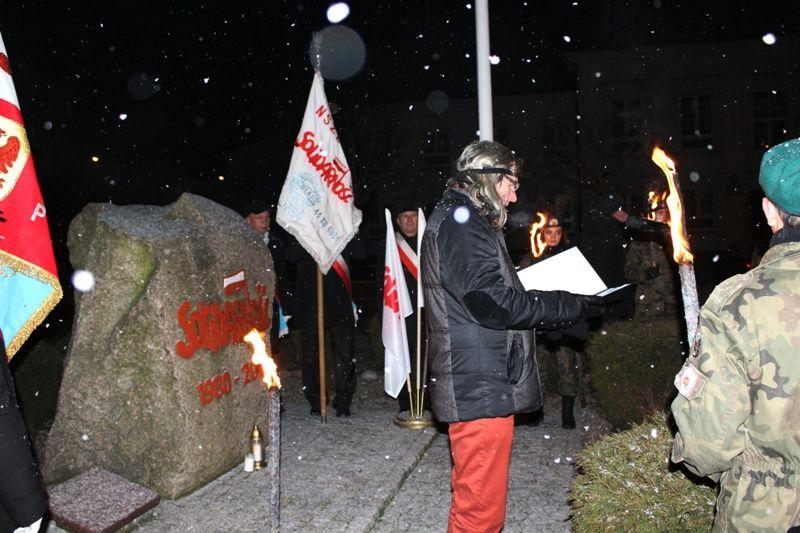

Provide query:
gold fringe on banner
left=0, top=249, right=63, bottom=359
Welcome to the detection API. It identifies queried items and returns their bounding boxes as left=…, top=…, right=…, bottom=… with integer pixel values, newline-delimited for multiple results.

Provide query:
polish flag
left=382, top=209, right=413, bottom=398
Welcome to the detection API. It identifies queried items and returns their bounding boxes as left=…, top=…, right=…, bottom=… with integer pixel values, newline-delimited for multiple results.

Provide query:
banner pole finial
left=311, top=32, right=322, bottom=72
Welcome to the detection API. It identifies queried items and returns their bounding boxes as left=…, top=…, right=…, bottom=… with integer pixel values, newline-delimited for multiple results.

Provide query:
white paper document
left=517, top=247, right=622, bottom=296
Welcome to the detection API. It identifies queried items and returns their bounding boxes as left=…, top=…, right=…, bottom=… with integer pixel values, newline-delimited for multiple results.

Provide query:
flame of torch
left=244, top=329, right=281, bottom=389
left=650, top=146, right=700, bottom=345
left=646, top=191, right=667, bottom=221
left=651, top=147, right=694, bottom=265
left=529, top=212, right=548, bottom=258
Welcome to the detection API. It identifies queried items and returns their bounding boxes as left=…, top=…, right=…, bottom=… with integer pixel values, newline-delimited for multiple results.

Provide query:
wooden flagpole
left=317, top=267, right=327, bottom=422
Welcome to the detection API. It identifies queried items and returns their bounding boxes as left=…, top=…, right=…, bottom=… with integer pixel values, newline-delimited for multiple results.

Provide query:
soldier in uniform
left=671, top=138, right=800, bottom=531
left=612, top=198, right=678, bottom=319
left=521, top=216, right=586, bottom=428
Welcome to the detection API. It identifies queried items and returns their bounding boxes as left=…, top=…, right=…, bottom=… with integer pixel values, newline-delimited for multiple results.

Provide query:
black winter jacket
left=421, top=189, right=587, bottom=422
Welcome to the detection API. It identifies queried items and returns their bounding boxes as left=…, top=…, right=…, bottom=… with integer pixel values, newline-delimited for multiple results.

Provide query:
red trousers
left=448, top=415, right=515, bottom=533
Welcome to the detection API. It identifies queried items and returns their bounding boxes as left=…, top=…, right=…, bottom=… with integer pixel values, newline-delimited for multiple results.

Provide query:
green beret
left=759, top=138, right=800, bottom=214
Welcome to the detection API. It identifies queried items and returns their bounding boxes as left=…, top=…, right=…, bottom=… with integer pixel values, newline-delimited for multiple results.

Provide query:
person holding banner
left=286, top=236, right=365, bottom=417
left=276, top=70, right=362, bottom=420
left=377, top=204, right=428, bottom=413
left=421, top=140, right=596, bottom=532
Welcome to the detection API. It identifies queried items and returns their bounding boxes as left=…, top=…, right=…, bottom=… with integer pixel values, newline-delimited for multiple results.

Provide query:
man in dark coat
left=286, top=236, right=365, bottom=417
left=421, top=140, right=593, bottom=532
left=241, top=198, right=292, bottom=357
left=0, top=331, right=47, bottom=532
left=377, top=204, right=428, bottom=413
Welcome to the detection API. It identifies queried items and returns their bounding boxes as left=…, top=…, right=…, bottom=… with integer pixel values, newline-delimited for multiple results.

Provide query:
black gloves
left=580, top=295, right=606, bottom=318
left=645, top=265, right=661, bottom=280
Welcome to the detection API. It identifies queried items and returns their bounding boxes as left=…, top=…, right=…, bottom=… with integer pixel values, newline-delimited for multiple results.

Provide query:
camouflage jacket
left=671, top=241, right=800, bottom=532
left=624, top=239, right=677, bottom=319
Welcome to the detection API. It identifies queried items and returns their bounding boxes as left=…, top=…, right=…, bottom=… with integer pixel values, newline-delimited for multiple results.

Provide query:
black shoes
left=561, top=395, right=576, bottom=429
left=526, top=409, right=544, bottom=427
left=331, top=398, right=352, bottom=418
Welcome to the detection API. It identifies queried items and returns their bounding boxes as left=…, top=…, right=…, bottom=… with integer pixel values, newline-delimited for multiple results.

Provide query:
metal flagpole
left=475, top=0, right=494, bottom=141
left=414, top=296, right=422, bottom=418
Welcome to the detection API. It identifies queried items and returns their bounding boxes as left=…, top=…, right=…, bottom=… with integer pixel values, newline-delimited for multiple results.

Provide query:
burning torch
left=529, top=211, right=548, bottom=258
left=244, top=329, right=282, bottom=533
left=651, top=147, right=700, bottom=344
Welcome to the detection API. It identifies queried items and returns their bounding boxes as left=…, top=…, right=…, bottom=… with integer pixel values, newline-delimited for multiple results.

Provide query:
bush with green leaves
left=571, top=415, right=716, bottom=532
left=586, top=317, right=684, bottom=429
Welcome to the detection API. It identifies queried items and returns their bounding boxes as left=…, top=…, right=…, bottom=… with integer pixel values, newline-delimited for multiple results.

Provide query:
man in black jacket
left=241, top=199, right=292, bottom=358
left=377, top=204, right=428, bottom=413
left=421, top=140, right=593, bottom=532
left=286, top=237, right=365, bottom=417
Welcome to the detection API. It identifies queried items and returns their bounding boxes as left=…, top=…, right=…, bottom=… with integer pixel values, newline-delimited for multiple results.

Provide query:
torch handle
left=678, top=263, right=700, bottom=346
left=268, top=388, right=281, bottom=533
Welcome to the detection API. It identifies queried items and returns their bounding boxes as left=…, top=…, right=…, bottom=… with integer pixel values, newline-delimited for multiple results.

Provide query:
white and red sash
left=395, top=232, right=418, bottom=281
left=331, top=255, right=352, bottom=296
left=331, top=255, right=358, bottom=323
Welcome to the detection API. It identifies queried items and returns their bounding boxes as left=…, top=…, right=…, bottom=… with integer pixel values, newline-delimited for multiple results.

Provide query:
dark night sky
left=1, top=0, right=797, bottom=277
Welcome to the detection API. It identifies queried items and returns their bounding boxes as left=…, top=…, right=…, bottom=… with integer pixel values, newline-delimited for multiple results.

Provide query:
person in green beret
left=671, top=138, right=800, bottom=532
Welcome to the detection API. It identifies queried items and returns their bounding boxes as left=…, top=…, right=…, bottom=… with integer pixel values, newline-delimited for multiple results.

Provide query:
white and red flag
left=382, top=209, right=413, bottom=398
left=0, top=31, right=62, bottom=358
left=276, top=71, right=362, bottom=274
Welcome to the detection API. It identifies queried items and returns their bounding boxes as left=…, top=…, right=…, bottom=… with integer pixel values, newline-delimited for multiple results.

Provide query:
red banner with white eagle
left=0, top=32, right=62, bottom=358
left=276, top=71, right=362, bottom=274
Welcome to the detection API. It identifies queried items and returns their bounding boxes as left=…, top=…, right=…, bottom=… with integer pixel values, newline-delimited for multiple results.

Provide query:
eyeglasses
left=503, top=175, right=520, bottom=191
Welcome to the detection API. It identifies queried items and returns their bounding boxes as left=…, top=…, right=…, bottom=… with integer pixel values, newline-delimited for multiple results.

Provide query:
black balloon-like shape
left=309, top=25, right=366, bottom=81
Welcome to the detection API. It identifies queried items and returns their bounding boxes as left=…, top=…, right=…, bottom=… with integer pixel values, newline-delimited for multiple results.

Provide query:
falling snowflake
left=489, top=55, right=500, bottom=65
left=326, top=2, right=350, bottom=23
left=762, top=33, right=776, bottom=45
left=72, top=270, right=95, bottom=292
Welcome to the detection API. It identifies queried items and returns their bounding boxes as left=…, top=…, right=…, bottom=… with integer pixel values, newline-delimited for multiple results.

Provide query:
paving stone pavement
left=49, top=371, right=590, bottom=532
left=373, top=406, right=583, bottom=533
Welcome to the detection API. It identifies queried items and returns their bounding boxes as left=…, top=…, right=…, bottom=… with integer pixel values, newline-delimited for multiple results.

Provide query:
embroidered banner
left=0, top=31, right=62, bottom=358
